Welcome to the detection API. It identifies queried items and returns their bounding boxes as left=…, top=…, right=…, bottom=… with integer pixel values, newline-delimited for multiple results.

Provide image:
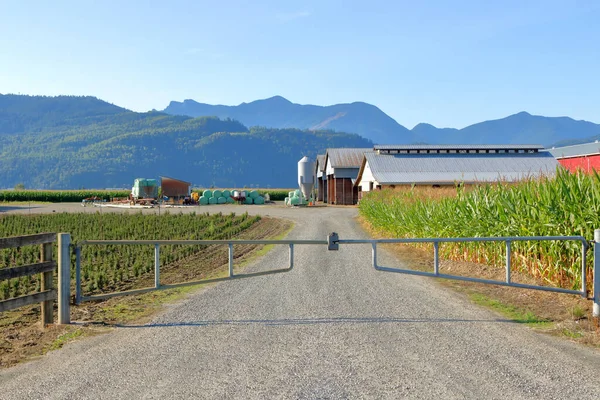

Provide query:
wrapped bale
left=213, top=190, right=222, bottom=199
left=226, top=197, right=235, bottom=204
left=203, top=189, right=213, bottom=198
left=199, top=196, right=209, bottom=205
left=208, top=197, right=218, bottom=205
left=244, top=196, right=253, bottom=205
left=222, top=190, right=231, bottom=198
left=290, top=197, right=301, bottom=206
left=217, top=196, right=226, bottom=204
left=253, top=196, right=265, bottom=205
left=249, top=190, right=259, bottom=199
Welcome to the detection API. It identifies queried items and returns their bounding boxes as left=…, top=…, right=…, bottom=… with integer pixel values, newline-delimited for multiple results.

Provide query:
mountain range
left=0, top=94, right=371, bottom=189
left=2, top=93, right=600, bottom=189
left=164, top=96, right=600, bottom=147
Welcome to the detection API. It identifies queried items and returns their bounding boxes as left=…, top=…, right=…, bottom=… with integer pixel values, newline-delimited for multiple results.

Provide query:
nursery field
left=359, top=169, right=600, bottom=291
left=0, top=211, right=261, bottom=300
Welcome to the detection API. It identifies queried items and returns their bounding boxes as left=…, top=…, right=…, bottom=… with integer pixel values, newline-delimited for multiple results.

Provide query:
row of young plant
left=359, top=169, right=600, bottom=290
left=0, top=211, right=260, bottom=300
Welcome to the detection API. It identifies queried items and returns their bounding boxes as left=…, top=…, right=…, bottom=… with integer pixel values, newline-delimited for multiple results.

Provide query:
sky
left=0, top=0, right=598, bottom=129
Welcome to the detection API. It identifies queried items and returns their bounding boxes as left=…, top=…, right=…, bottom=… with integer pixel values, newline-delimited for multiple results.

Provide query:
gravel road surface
left=1, top=204, right=600, bottom=399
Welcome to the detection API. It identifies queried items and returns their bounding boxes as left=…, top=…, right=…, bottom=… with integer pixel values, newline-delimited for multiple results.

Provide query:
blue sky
left=0, top=0, right=598, bottom=129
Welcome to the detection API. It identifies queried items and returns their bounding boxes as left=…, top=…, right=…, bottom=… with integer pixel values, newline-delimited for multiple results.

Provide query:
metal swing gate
left=67, top=231, right=600, bottom=323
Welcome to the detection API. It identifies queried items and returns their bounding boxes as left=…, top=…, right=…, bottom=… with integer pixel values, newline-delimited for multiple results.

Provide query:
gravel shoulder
left=1, top=204, right=600, bottom=399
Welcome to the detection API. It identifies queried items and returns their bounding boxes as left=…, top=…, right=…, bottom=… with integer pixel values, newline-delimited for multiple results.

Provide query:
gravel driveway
left=1, top=204, right=599, bottom=399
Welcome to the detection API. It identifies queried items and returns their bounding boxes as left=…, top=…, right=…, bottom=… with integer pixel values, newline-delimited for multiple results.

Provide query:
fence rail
left=0, top=233, right=57, bottom=325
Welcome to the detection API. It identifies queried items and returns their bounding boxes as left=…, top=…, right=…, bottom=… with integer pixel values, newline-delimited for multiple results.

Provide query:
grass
left=45, top=328, right=84, bottom=352
left=469, top=293, right=552, bottom=327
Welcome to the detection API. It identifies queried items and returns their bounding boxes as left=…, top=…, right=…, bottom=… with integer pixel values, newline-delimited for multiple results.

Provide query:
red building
left=548, top=142, right=600, bottom=173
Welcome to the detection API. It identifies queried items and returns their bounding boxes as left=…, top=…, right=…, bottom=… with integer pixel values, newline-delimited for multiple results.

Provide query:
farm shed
left=315, top=154, right=327, bottom=202
left=160, top=176, right=191, bottom=202
left=324, top=148, right=371, bottom=205
left=547, top=142, right=600, bottom=173
left=355, top=144, right=560, bottom=199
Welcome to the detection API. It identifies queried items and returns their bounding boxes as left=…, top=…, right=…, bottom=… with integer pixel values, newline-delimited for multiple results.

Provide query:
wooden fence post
left=40, top=242, right=54, bottom=326
left=58, top=233, right=71, bottom=324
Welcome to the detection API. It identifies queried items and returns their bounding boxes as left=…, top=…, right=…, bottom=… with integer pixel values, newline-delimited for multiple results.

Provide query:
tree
left=14, top=183, right=25, bottom=190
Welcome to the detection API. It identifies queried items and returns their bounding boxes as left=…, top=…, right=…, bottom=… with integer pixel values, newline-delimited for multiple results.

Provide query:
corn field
left=359, top=169, right=600, bottom=290
left=0, top=190, right=130, bottom=202
left=0, top=211, right=260, bottom=300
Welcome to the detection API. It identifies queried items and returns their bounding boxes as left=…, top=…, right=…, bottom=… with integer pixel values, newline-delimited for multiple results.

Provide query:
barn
left=160, top=176, right=191, bottom=203
left=355, top=144, right=560, bottom=199
left=315, top=154, right=327, bottom=202
left=547, top=142, right=600, bottom=173
left=324, top=148, right=371, bottom=205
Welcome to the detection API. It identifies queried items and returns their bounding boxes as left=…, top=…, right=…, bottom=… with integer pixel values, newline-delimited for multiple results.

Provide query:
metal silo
left=298, top=156, right=315, bottom=201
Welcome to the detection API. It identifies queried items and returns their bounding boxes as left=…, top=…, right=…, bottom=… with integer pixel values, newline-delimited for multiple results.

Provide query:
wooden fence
left=0, top=233, right=70, bottom=326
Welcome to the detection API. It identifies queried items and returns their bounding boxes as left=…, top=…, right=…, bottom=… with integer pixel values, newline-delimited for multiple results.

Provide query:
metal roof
left=374, top=144, right=544, bottom=151
left=326, top=148, right=371, bottom=168
left=546, top=142, right=600, bottom=159
left=361, top=151, right=559, bottom=185
left=316, top=154, right=326, bottom=172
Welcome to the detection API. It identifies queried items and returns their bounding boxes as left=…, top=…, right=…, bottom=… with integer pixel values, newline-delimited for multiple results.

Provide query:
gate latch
left=328, top=232, right=339, bottom=251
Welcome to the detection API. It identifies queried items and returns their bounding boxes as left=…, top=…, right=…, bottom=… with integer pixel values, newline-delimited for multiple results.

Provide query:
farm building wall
left=328, top=177, right=357, bottom=205
left=558, top=155, right=600, bottom=173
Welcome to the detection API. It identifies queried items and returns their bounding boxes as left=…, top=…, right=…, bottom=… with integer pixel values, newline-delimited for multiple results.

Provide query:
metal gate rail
left=336, top=235, right=589, bottom=298
left=75, top=238, right=327, bottom=304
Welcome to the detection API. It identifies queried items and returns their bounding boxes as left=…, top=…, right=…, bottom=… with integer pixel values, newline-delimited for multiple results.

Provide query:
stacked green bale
left=203, top=190, right=213, bottom=198
left=244, top=196, right=253, bottom=205
left=226, top=197, right=235, bottom=204
left=249, top=190, right=259, bottom=199
left=217, top=197, right=227, bottom=204
left=213, top=190, right=222, bottom=199
left=222, top=190, right=231, bottom=198
left=253, top=196, right=265, bottom=205
left=208, top=197, right=218, bottom=205
left=199, top=196, right=209, bottom=205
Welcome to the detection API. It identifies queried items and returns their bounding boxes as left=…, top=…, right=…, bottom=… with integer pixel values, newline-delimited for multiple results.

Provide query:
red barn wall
left=558, top=155, right=600, bottom=173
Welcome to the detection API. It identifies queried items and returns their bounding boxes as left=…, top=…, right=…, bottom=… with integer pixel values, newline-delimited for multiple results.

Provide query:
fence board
left=0, top=289, right=57, bottom=312
left=0, top=233, right=57, bottom=249
left=0, top=261, right=56, bottom=281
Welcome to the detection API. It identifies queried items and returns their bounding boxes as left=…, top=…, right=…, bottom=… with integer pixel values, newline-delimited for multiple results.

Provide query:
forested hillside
left=0, top=94, right=372, bottom=189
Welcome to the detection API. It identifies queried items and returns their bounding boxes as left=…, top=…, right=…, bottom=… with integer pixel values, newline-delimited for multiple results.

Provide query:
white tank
left=298, top=156, right=315, bottom=201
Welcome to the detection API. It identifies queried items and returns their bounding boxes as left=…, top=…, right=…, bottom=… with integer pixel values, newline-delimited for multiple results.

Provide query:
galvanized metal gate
left=72, top=231, right=600, bottom=319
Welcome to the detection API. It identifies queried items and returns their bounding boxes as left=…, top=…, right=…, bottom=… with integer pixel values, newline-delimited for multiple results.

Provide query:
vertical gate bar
left=433, top=241, right=439, bottom=275
left=289, top=243, right=294, bottom=269
left=228, top=243, right=234, bottom=277
left=505, top=241, right=511, bottom=284
left=372, top=242, right=377, bottom=268
left=57, top=233, right=71, bottom=324
left=75, top=246, right=81, bottom=305
left=581, top=241, right=587, bottom=298
left=154, top=244, right=160, bottom=288
left=593, top=230, right=600, bottom=318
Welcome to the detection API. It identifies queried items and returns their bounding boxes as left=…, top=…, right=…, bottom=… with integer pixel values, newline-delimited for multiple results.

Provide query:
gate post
left=58, top=233, right=71, bottom=324
left=594, top=230, right=600, bottom=318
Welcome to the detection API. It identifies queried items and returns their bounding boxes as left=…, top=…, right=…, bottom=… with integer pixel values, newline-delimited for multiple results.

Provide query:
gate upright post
left=58, top=233, right=71, bottom=324
left=593, top=230, right=600, bottom=318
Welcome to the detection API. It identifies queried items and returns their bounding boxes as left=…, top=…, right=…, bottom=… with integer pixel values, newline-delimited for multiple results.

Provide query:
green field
left=0, top=188, right=294, bottom=202
left=359, top=169, right=600, bottom=290
left=0, top=212, right=260, bottom=300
